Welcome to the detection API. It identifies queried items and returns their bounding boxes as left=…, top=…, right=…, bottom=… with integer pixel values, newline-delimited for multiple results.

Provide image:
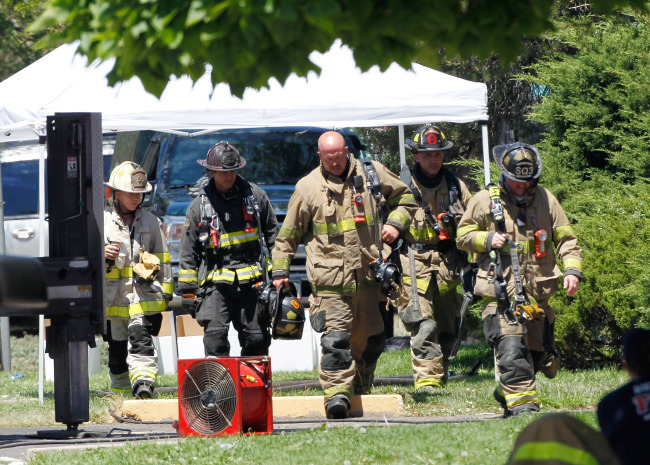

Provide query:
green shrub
left=550, top=173, right=650, bottom=368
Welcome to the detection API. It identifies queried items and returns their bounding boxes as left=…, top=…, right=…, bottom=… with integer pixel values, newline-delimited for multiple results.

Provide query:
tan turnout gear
left=456, top=178, right=582, bottom=413
left=506, top=414, right=621, bottom=465
left=272, top=158, right=416, bottom=406
left=398, top=165, right=472, bottom=389
left=104, top=206, right=173, bottom=395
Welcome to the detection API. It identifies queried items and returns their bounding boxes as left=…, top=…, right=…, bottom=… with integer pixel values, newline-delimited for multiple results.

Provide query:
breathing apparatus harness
left=399, top=165, right=466, bottom=250
left=486, top=184, right=544, bottom=326
left=197, top=177, right=268, bottom=276
left=360, top=159, right=402, bottom=299
left=400, top=165, right=474, bottom=359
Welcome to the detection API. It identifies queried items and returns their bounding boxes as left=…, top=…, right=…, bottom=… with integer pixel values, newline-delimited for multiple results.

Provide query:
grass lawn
left=2, top=333, right=626, bottom=465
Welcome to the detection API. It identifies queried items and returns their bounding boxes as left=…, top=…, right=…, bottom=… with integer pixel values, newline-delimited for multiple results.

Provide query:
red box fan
left=177, top=356, right=273, bottom=437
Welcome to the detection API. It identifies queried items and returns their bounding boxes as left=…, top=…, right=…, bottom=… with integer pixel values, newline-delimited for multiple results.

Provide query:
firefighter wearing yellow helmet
left=103, top=161, right=173, bottom=398
left=456, top=143, right=582, bottom=416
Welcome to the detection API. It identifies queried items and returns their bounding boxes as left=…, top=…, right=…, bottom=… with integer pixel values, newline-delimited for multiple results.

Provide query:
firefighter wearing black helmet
left=399, top=124, right=473, bottom=391
left=456, top=143, right=582, bottom=416
left=178, top=142, right=279, bottom=357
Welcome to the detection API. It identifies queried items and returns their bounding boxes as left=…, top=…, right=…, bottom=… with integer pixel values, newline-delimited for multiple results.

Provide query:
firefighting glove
left=515, top=304, right=545, bottom=322
left=182, top=293, right=197, bottom=317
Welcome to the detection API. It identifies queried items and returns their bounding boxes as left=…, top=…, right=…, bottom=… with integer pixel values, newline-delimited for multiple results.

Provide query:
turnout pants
left=482, top=298, right=557, bottom=411
left=196, top=280, right=271, bottom=357
left=106, top=313, right=162, bottom=393
left=310, top=284, right=386, bottom=404
left=399, top=273, right=461, bottom=389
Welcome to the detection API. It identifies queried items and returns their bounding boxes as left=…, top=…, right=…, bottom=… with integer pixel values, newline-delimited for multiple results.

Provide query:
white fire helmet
left=105, top=161, right=152, bottom=194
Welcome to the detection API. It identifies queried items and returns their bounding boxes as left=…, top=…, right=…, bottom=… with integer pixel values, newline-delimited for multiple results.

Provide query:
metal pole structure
left=398, top=125, right=406, bottom=167
left=480, top=122, right=499, bottom=381
left=482, top=123, right=491, bottom=187
left=0, top=147, right=11, bottom=373
left=38, top=136, right=47, bottom=405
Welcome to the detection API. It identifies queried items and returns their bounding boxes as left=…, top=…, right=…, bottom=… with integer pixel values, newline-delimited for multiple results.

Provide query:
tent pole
left=481, top=123, right=490, bottom=187
left=398, top=125, right=406, bottom=167
left=0, top=154, right=10, bottom=373
left=38, top=136, right=46, bottom=406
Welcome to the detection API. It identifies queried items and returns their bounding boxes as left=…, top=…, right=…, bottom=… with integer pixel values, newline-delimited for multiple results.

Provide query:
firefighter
left=399, top=125, right=472, bottom=391
left=456, top=143, right=582, bottom=416
left=104, top=161, right=173, bottom=398
left=271, top=131, right=417, bottom=419
left=506, top=414, right=622, bottom=465
left=597, top=328, right=650, bottom=465
left=178, top=141, right=278, bottom=357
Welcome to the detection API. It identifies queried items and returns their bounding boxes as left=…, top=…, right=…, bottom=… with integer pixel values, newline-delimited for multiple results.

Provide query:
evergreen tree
left=526, top=11, right=650, bottom=368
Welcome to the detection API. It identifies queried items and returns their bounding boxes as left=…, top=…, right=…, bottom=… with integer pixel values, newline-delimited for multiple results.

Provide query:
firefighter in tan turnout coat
left=456, top=143, right=582, bottom=416
left=104, top=162, right=173, bottom=398
left=398, top=124, right=473, bottom=391
left=271, top=131, right=416, bottom=419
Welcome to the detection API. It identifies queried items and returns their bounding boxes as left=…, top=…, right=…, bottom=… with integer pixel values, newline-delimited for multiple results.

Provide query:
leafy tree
left=29, top=0, right=647, bottom=98
left=525, top=11, right=650, bottom=367
left=0, top=0, right=49, bottom=81
left=524, top=13, right=650, bottom=188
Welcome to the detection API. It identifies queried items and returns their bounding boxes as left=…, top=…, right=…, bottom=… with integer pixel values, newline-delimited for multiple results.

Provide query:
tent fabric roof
left=0, top=40, right=488, bottom=142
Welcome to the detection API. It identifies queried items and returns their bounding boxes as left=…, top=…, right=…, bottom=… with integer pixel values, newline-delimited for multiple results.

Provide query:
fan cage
left=177, top=357, right=273, bottom=437
left=180, top=360, right=238, bottom=436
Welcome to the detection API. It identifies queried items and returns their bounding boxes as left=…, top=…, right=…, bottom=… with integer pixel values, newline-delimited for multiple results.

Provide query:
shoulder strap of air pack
left=360, top=158, right=382, bottom=203
left=399, top=164, right=438, bottom=229
left=442, top=168, right=466, bottom=213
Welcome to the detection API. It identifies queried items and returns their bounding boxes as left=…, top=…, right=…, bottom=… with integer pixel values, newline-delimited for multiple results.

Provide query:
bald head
left=318, top=131, right=349, bottom=177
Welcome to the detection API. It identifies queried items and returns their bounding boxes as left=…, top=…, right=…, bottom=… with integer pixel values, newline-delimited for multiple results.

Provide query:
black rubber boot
left=493, top=388, right=510, bottom=417
left=325, top=395, right=350, bottom=419
left=133, top=381, right=154, bottom=399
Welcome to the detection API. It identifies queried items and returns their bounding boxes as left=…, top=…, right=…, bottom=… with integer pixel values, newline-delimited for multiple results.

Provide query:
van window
left=1, top=160, right=48, bottom=217
left=1, top=146, right=113, bottom=218
left=166, top=130, right=323, bottom=188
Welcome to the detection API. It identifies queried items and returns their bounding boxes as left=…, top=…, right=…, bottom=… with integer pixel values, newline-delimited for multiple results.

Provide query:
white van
left=0, top=137, right=115, bottom=258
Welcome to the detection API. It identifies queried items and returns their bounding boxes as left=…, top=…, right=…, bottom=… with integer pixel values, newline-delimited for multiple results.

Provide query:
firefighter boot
left=133, top=380, right=155, bottom=399
left=511, top=403, right=540, bottom=416
left=325, top=395, right=350, bottom=419
left=493, top=388, right=510, bottom=417
left=110, top=371, right=131, bottom=395
left=540, top=354, right=560, bottom=380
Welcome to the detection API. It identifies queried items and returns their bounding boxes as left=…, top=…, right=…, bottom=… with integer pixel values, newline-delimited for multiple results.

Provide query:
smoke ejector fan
left=177, top=356, right=273, bottom=437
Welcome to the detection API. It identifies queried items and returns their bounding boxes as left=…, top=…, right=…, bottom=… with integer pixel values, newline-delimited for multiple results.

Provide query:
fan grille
left=179, top=360, right=238, bottom=435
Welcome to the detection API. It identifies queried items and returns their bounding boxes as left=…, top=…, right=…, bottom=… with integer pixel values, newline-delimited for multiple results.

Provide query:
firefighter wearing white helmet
left=103, top=161, right=173, bottom=399
left=456, top=143, right=582, bottom=416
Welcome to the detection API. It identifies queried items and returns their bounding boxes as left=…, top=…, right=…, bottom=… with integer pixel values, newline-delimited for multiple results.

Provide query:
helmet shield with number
left=493, top=143, right=542, bottom=183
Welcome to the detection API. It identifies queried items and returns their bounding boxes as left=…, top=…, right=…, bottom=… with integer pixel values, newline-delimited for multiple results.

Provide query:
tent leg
left=481, top=123, right=490, bottom=187
left=398, top=125, right=406, bottom=167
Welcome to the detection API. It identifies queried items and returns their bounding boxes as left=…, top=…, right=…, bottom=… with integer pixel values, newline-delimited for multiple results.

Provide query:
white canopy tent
left=0, top=39, right=490, bottom=399
left=0, top=40, right=490, bottom=185
left=1, top=40, right=487, bottom=138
